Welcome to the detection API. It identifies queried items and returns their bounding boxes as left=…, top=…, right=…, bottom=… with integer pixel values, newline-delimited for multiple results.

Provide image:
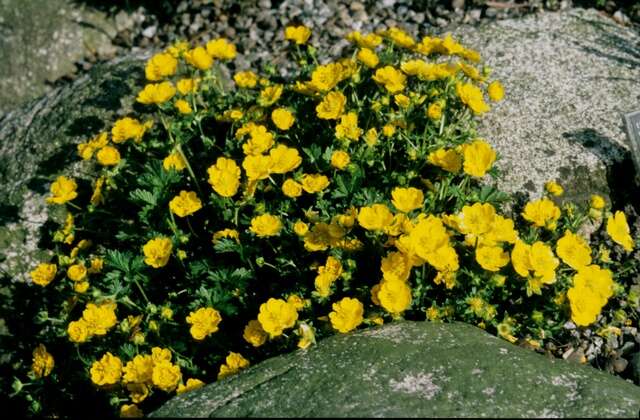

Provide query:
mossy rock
left=152, top=321, right=640, bottom=418
left=0, top=53, right=148, bottom=282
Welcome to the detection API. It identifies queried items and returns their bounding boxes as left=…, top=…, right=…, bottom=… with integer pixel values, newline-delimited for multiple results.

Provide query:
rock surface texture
left=0, top=0, right=117, bottom=114
left=456, top=9, right=640, bottom=201
left=0, top=53, right=148, bottom=282
left=152, top=321, right=640, bottom=418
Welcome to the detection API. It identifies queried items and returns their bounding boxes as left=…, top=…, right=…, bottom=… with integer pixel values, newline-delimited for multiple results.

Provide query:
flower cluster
left=11, top=24, right=639, bottom=417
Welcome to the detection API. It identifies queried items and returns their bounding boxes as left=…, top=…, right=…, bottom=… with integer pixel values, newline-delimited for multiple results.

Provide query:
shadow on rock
left=563, top=128, right=639, bottom=211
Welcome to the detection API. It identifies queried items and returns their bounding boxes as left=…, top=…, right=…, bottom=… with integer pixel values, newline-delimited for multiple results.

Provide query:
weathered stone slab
left=0, top=0, right=117, bottom=114
left=455, top=9, right=640, bottom=202
left=152, top=321, right=640, bottom=418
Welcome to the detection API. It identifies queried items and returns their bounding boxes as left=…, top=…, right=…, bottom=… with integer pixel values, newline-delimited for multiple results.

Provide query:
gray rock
left=0, top=0, right=117, bottom=114
left=455, top=9, right=640, bottom=202
left=0, top=52, right=149, bottom=282
left=151, top=321, right=640, bottom=418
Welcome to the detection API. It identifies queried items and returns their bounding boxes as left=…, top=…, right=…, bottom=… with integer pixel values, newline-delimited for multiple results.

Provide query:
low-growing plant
left=4, top=24, right=639, bottom=417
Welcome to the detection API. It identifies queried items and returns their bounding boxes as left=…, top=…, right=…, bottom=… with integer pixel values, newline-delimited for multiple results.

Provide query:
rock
left=0, top=0, right=117, bottom=114
left=151, top=322, right=640, bottom=417
left=454, top=9, right=640, bottom=202
left=613, top=10, right=631, bottom=26
left=0, top=52, right=149, bottom=283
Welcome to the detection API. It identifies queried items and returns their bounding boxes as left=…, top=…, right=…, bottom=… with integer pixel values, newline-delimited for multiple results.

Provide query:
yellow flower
left=152, top=360, right=182, bottom=392
left=301, top=174, right=330, bottom=193
left=329, top=297, right=364, bottom=333
left=357, top=48, right=379, bottom=68
left=522, top=198, right=561, bottom=230
left=111, top=117, right=149, bottom=143
left=174, top=99, right=193, bottom=114
left=456, top=82, right=490, bottom=115
left=335, top=112, right=362, bottom=141
left=487, top=81, right=505, bottom=102
left=372, top=66, right=407, bottom=93
left=143, top=237, right=173, bottom=268
left=545, top=180, right=564, bottom=196
left=378, top=280, right=412, bottom=315
left=394, top=94, right=410, bottom=109
left=568, top=265, right=614, bottom=326
left=82, top=301, right=117, bottom=335
left=284, top=25, right=312, bottom=44
left=458, top=202, right=496, bottom=236
left=364, top=128, right=379, bottom=146
left=210, top=232, right=239, bottom=255
left=310, top=63, right=343, bottom=92
left=122, top=354, right=154, bottom=384
left=161, top=306, right=174, bottom=320
left=90, top=352, right=122, bottom=386
left=357, top=204, right=394, bottom=231
left=184, top=46, right=213, bottom=70
left=243, top=319, right=268, bottom=347
left=31, top=344, right=54, bottom=378
left=382, top=124, right=396, bottom=137
left=590, top=194, right=606, bottom=210
left=461, top=139, right=496, bottom=177
left=258, top=84, right=283, bottom=107
left=218, top=352, right=250, bottom=380
left=282, top=179, right=303, bottom=198
left=391, top=187, right=424, bottom=213
left=242, top=154, right=272, bottom=181
left=120, top=404, right=144, bottom=418
left=206, top=38, right=236, bottom=60
left=316, top=91, right=347, bottom=120
left=95, top=145, right=120, bottom=166
left=250, top=214, right=283, bottom=237
left=383, top=27, right=415, bottom=48
left=427, top=148, right=461, bottom=173
left=136, top=82, right=176, bottom=105
left=511, top=240, right=559, bottom=286
left=556, top=230, right=592, bottom=270
left=381, top=251, right=412, bottom=283
left=145, top=52, right=178, bottom=81
left=186, top=307, right=222, bottom=340
left=46, top=175, right=78, bottom=204
left=293, top=221, right=309, bottom=236
left=427, top=102, right=443, bottom=120
left=67, top=263, right=87, bottom=282
left=475, top=246, right=510, bottom=272
left=346, top=31, right=382, bottom=49
left=169, top=191, right=202, bottom=218
left=208, top=157, right=241, bottom=197
left=269, top=145, right=302, bottom=174
left=271, top=108, right=295, bottom=131
left=163, top=152, right=187, bottom=171
left=407, top=216, right=459, bottom=272
left=177, top=378, right=205, bottom=395
left=257, top=298, right=299, bottom=338
left=67, top=319, right=91, bottom=343
left=330, top=150, right=351, bottom=170
left=234, top=71, right=258, bottom=88
left=606, top=211, right=634, bottom=252
left=30, top=263, right=57, bottom=287
left=176, top=78, right=199, bottom=94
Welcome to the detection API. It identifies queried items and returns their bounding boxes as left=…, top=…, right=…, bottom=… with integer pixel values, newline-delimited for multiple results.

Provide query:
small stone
left=613, top=10, right=631, bottom=26
left=350, top=1, right=365, bottom=12
left=485, top=8, right=498, bottom=18
left=452, top=0, right=465, bottom=11
left=114, top=10, right=134, bottom=32
left=141, top=25, right=157, bottom=39
left=612, top=357, right=628, bottom=373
